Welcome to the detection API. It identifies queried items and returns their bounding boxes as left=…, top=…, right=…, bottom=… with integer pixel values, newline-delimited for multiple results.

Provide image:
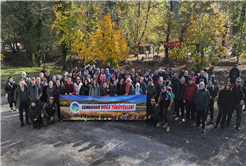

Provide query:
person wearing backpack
left=194, top=82, right=210, bottom=133
left=206, top=80, right=218, bottom=123
left=157, top=84, right=173, bottom=132
left=226, top=77, right=246, bottom=130
left=145, top=79, right=157, bottom=113
left=183, top=77, right=198, bottom=125
left=229, top=64, right=240, bottom=85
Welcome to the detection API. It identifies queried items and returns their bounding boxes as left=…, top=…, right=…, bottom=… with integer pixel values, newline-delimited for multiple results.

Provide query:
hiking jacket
left=183, top=83, right=198, bottom=103
left=194, top=88, right=210, bottom=111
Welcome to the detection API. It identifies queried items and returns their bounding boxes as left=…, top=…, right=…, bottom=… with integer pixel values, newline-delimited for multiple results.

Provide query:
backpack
left=146, top=85, right=155, bottom=92
left=206, top=85, right=215, bottom=91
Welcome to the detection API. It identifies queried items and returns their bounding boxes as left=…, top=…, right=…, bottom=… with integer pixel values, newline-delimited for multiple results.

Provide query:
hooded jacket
left=109, top=84, right=118, bottom=96
left=146, top=103, right=160, bottom=118
left=14, top=85, right=29, bottom=108
left=29, top=105, right=41, bottom=120
left=194, top=88, right=210, bottom=111
left=176, top=82, right=186, bottom=101
left=217, top=89, right=234, bottom=108
left=28, top=84, right=43, bottom=102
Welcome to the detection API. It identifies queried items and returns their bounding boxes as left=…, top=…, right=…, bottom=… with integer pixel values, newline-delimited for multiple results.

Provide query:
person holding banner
left=101, top=82, right=109, bottom=96
left=89, top=79, right=100, bottom=96
left=79, top=79, right=89, bottom=96
left=41, top=96, right=59, bottom=129
left=157, top=84, right=173, bottom=132
left=125, top=78, right=134, bottom=95
left=134, top=83, right=143, bottom=95
left=118, top=78, right=126, bottom=95
left=143, top=98, right=160, bottom=129
left=63, top=77, right=77, bottom=95
left=109, top=81, right=118, bottom=96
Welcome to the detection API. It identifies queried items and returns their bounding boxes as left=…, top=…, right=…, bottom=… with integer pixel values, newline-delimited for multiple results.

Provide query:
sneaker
left=202, top=128, right=206, bottom=133
left=190, top=121, right=196, bottom=127
left=182, top=118, right=185, bottom=122
left=156, top=122, right=161, bottom=128
left=38, top=126, right=41, bottom=130
left=163, top=123, right=168, bottom=128
left=175, top=117, right=179, bottom=121
left=214, top=124, right=218, bottom=129
left=166, top=126, right=170, bottom=132
left=194, top=126, right=199, bottom=130
left=26, top=121, right=31, bottom=125
left=143, top=122, right=146, bottom=127
left=43, top=125, right=47, bottom=129
left=10, top=107, right=13, bottom=112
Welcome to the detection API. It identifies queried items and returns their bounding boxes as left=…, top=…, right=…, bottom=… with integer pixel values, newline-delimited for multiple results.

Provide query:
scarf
left=21, top=87, right=25, bottom=92
left=125, top=84, right=130, bottom=94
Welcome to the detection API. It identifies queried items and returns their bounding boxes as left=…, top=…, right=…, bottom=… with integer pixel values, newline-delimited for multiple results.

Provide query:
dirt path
left=1, top=92, right=246, bottom=165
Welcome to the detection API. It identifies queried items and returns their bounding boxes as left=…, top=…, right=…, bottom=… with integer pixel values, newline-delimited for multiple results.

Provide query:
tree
left=1, top=1, right=56, bottom=66
left=92, top=13, right=129, bottom=67
left=170, top=2, right=229, bottom=71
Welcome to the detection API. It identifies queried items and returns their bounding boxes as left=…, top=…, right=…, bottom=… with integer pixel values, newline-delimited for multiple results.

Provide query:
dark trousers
left=42, top=113, right=59, bottom=126
left=226, top=104, right=242, bottom=127
left=175, top=99, right=185, bottom=118
left=8, top=94, right=15, bottom=107
left=32, top=118, right=41, bottom=128
left=36, top=100, right=43, bottom=110
left=196, top=110, right=206, bottom=129
left=144, top=116, right=158, bottom=126
left=55, top=98, right=61, bottom=119
left=208, top=99, right=214, bottom=120
left=216, top=105, right=229, bottom=127
left=146, top=94, right=153, bottom=113
left=19, top=102, right=29, bottom=122
left=186, top=101, right=195, bottom=121
left=163, top=107, right=170, bottom=126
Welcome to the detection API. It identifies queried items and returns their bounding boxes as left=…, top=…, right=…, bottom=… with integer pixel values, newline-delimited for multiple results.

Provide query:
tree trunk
left=164, top=0, right=173, bottom=63
left=61, top=42, right=67, bottom=71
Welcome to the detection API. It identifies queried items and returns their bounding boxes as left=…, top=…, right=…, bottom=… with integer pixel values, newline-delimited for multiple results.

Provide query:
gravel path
left=1, top=94, right=246, bottom=166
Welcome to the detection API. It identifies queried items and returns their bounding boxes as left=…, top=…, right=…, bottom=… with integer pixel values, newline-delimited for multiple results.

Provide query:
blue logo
left=70, top=102, right=80, bottom=113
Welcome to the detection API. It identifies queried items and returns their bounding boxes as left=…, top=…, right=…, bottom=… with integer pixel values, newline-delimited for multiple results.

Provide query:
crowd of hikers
left=5, top=63, right=246, bottom=132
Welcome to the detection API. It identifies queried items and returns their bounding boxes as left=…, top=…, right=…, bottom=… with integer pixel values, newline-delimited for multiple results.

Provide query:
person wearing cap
left=157, top=84, right=173, bottom=132
left=194, top=82, right=210, bottom=133
left=45, top=70, right=52, bottom=82
left=41, top=96, right=59, bottom=129
left=183, top=77, right=199, bottom=125
left=105, top=68, right=111, bottom=80
left=143, top=98, right=161, bottom=129
left=5, top=76, right=18, bottom=112
left=125, top=78, right=134, bottom=95
left=229, top=64, right=240, bottom=85
left=146, top=79, right=157, bottom=112
left=27, top=76, right=43, bottom=109
left=21, top=71, right=30, bottom=86
left=14, top=80, right=30, bottom=127
left=175, top=77, right=186, bottom=122
left=29, top=100, right=41, bottom=129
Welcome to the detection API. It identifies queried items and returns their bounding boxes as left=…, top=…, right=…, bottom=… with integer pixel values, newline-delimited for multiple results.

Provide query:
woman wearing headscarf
left=52, top=75, right=57, bottom=87
left=74, top=77, right=82, bottom=95
left=134, top=83, right=143, bottom=95
left=125, top=78, right=134, bottom=95
left=5, top=76, right=17, bottom=111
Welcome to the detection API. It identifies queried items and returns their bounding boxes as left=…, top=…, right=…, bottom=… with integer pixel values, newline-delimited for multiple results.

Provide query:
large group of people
left=4, top=63, right=246, bottom=132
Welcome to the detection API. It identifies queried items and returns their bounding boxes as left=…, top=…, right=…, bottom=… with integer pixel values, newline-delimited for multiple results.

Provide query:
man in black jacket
left=140, top=77, right=146, bottom=94
left=44, top=70, right=52, bottom=82
left=226, top=77, right=246, bottom=130
left=196, top=71, right=208, bottom=86
left=175, top=77, right=186, bottom=122
left=206, top=80, right=217, bottom=123
left=194, top=82, right=210, bottom=133
left=229, top=64, right=240, bottom=85
left=143, top=98, right=160, bottom=129
left=28, top=77, right=43, bottom=109
left=171, top=72, right=180, bottom=114
left=29, top=101, right=41, bottom=129
left=41, top=96, right=59, bottom=129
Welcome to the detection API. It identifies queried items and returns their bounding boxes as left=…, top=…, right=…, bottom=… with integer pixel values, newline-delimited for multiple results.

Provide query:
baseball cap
left=31, top=76, right=35, bottom=80
left=161, top=84, right=166, bottom=89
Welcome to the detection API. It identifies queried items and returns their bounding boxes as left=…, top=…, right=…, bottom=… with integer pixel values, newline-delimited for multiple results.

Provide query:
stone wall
left=213, top=66, right=246, bottom=86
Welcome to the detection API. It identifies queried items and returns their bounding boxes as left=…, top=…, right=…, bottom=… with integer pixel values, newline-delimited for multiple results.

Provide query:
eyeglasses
left=236, top=81, right=241, bottom=83
left=76, top=79, right=80, bottom=80
left=49, top=98, right=54, bottom=100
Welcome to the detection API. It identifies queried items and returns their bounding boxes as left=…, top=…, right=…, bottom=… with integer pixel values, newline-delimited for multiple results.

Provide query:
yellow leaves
left=1, top=54, right=5, bottom=61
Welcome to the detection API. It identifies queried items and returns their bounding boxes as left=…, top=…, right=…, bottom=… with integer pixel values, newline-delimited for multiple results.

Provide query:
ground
left=1, top=92, right=246, bottom=166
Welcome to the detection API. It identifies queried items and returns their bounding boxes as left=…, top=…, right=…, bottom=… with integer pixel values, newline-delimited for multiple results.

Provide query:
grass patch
left=1, top=65, right=64, bottom=84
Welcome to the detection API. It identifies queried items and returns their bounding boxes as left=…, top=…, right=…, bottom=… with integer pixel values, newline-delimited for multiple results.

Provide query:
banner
left=60, top=95, right=147, bottom=121
left=163, top=42, right=181, bottom=48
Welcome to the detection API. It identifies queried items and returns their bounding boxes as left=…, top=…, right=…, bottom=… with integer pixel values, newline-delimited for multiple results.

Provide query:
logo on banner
left=70, top=102, right=80, bottom=113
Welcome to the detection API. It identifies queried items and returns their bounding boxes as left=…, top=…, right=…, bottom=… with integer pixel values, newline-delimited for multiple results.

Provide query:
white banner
left=70, top=102, right=136, bottom=113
